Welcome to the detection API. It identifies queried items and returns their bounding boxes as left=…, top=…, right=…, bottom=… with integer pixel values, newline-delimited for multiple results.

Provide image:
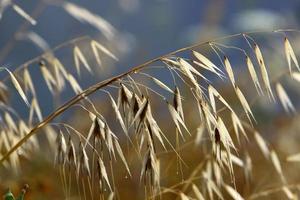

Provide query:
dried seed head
left=39, top=59, right=46, bottom=67
left=55, top=131, right=67, bottom=165
left=97, top=156, right=111, bottom=191
left=66, top=136, right=76, bottom=167
left=77, top=141, right=91, bottom=177
left=173, top=86, right=184, bottom=121
left=214, top=128, right=220, bottom=144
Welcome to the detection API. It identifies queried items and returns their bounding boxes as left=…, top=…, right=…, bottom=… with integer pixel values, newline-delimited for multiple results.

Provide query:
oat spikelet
left=284, top=37, right=300, bottom=73
left=254, top=131, right=269, bottom=159
left=192, top=184, right=205, bottom=200
left=91, top=40, right=118, bottom=67
left=66, top=74, right=82, bottom=94
left=23, top=68, right=36, bottom=96
left=97, top=156, right=112, bottom=191
left=276, top=82, right=295, bottom=113
left=151, top=76, right=173, bottom=94
left=40, top=64, right=56, bottom=93
left=291, top=72, right=300, bottom=82
left=108, top=94, right=128, bottom=136
left=174, top=86, right=184, bottom=121
left=180, top=193, right=190, bottom=200
left=73, top=46, right=91, bottom=75
left=63, top=2, right=116, bottom=39
left=178, top=58, right=204, bottom=93
left=270, top=150, right=285, bottom=183
left=178, top=58, right=210, bottom=82
left=208, top=85, right=233, bottom=114
left=5, top=112, right=18, bottom=133
left=130, top=97, right=148, bottom=127
left=4, top=68, right=29, bottom=106
left=224, top=56, right=235, bottom=86
left=231, top=111, right=247, bottom=143
left=224, top=184, right=244, bottom=200
left=282, top=186, right=295, bottom=199
left=287, top=153, right=300, bottom=162
left=114, top=139, right=131, bottom=176
left=246, top=56, right=262, bottom=94
left=52, top=58, right=67, bottom=91
left=29, top=98, right=42, bottom=123
left=195, top=123, right=205, bottom=146
left=192, top=50, right=223, bottom=74
left=55, top=131, right=66, bottom=165
left=66, top=136, right=76, bottom=167
left=12, top=4, right=36, bottom=25
left=235, top=86, right=256, bottom=124
left=254, top=44, right=274, bottom=100
left=167, top=101, right=190, bottom=138
left=77, top=142, right=91, bottom=177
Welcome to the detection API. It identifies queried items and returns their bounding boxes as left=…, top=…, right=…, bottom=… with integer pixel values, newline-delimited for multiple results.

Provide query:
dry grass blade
left=284, top=37, right=300, bottom=73
left=3, top=68, right=29, bottom=106
left=276, top=82, right=295, bottom=113
left=73, top=46, right=91, bottom=75
left=246, top=56, right=262, bottom=94
left=254, top=44, right=274, bottom=100
left=224, top=184, right=244, bottom=200
left=12, top=4, right=36, bottom=25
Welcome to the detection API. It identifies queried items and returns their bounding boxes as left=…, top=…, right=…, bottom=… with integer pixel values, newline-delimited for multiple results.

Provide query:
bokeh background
left=1, top=0, right=300, bottom=199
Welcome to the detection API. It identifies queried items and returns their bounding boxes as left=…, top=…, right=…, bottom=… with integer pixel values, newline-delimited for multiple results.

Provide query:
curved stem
left=0, top=30, right=295, bottom=164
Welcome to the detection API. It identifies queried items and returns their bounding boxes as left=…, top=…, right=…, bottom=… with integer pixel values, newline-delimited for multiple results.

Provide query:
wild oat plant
left=1, top=2, right=300, bottom=200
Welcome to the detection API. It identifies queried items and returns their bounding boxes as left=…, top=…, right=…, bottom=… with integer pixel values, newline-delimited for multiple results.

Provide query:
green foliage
left=3, top=185, right=28, bottom=200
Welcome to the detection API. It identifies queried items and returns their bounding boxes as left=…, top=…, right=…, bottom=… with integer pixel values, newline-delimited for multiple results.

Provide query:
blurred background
left=1, top=0, right=300, bottom=199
